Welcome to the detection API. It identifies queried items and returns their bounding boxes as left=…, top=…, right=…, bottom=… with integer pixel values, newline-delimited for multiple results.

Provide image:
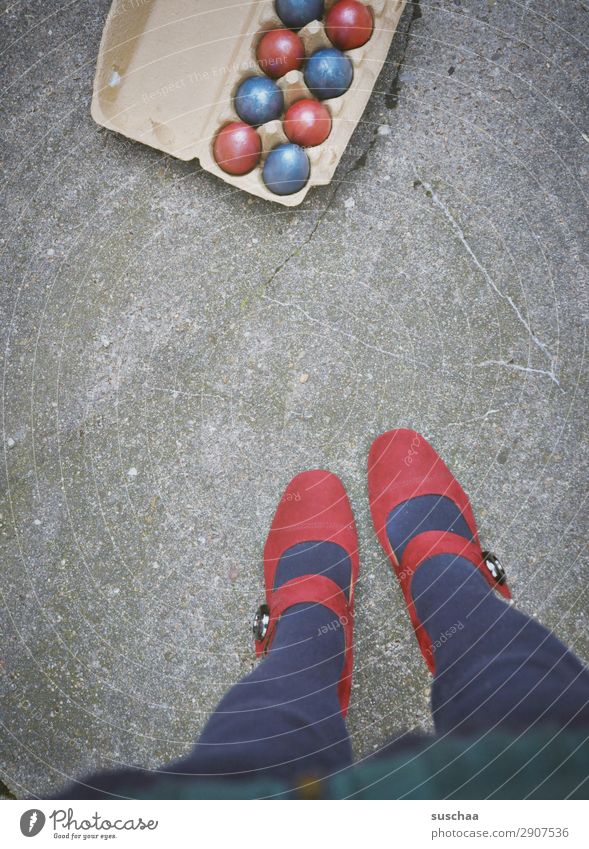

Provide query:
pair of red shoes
left=253, top=429, right=511, bottom=718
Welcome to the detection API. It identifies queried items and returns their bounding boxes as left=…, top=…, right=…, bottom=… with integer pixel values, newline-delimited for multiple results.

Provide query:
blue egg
left=263, top=143, right=310, bottom=195
left=304, top=47, right=353, bottom=100
left=275, top=0, right=324, bottom=30
left=235, top=76, right=284, bottom=126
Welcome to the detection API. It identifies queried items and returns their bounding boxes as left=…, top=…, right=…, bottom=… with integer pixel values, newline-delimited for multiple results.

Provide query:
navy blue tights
left=412, top=556, right=589, bottom=735
left=171, top=496, right=589, bottom=779
left=388, top=495, right=589, bottom=735
left=170, top=541, right=353, bottom=781
left=61, top=499, right=589, bottom=795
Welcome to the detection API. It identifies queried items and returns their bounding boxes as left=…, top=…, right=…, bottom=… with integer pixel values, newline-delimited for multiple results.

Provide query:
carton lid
left=92, top=0, right=259, bottom=161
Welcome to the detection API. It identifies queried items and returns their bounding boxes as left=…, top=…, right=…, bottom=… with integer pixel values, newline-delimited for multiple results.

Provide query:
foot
left=367, top=429, right=510, bottom=671
left=254, top=470, right=359, bottom=715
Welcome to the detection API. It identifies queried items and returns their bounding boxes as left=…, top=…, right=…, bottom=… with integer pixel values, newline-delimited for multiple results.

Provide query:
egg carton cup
left=92, top=0, right=407, bottom=206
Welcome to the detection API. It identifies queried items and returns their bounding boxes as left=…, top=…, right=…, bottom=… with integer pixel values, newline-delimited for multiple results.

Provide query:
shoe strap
left=255, top=573, right=351, bottom=658
left=400, top=530, right=484, bottom=578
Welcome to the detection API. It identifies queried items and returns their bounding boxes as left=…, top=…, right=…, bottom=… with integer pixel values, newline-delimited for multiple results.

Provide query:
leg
left=412, top=556, right=589, bottom=734
left=367, top=429, right=589, bottom=739
left=57, top=580, right=351, bottom=798
left=172, top=593, right=351, bottom=780
left=169, top=512, right=355, bottom=780
left=57, top=471, right=358, bottom=798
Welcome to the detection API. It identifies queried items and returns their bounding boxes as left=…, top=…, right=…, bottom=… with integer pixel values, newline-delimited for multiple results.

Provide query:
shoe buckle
left=252, top=603, right=271, bottom=641
left=482, top=550, right=506, bottom=585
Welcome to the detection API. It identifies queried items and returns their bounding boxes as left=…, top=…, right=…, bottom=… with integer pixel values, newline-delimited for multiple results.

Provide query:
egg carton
left=91, top=0, right=407, bottom=206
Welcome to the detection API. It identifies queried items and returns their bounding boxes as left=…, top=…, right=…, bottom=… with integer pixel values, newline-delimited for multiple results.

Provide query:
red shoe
left=368, top=429, right=511, bottom=672
left=253, top=470, right=359, bottom=717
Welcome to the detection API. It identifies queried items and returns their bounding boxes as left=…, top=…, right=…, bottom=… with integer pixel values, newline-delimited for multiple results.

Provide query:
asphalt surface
left=1, top=0, right=587, bottom=797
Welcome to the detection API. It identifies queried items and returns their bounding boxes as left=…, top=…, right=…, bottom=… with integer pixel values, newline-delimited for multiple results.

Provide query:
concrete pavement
left=1, top=0, right=587, bottom=796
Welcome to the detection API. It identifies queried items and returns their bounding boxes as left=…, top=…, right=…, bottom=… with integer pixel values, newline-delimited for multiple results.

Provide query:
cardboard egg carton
left=91, top=0, right=407, bottom=206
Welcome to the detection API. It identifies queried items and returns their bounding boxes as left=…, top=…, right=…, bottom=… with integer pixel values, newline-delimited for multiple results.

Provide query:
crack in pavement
left=412, top=165, right=560, bottom=386
left=259, top=182, right=340, bottom=297
left=346, top=0, right=421, bottom=174
left=262, top=292, right=421, bottom=367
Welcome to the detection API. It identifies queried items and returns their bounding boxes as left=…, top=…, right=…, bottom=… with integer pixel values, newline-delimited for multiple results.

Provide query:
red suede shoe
left=253, top=470, right=359, bottom=717
left=368, top=429, right=511, bottom=672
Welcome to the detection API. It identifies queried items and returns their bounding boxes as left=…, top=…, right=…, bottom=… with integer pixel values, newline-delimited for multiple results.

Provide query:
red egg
left=213, top=122, right=262, bottom=175
left=284, top=99, right=332, bottom=147
left=257, top=28, right=305, bottom=79
left=325, top=0, right=374, bottom=51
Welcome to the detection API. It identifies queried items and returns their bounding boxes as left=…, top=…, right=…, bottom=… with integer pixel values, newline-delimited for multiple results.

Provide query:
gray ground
left=1, top=0, right=587, bottom=798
